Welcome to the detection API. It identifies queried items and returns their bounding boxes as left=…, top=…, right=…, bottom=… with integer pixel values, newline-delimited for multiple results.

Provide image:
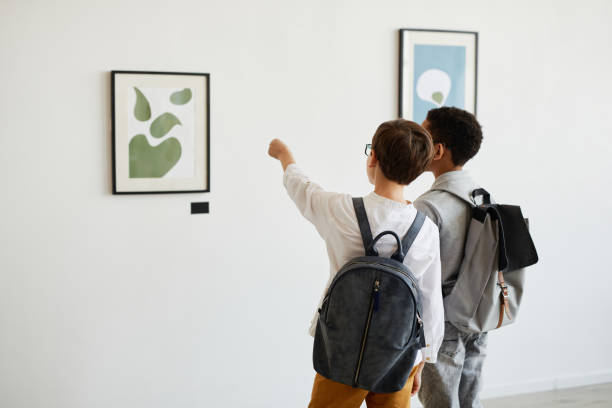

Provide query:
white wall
left=1, top=0, right=611, bottom=407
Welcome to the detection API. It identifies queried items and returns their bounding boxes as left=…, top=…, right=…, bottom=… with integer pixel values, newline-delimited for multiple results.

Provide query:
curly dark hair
left=372, top=119, right=434, bottom=185
left=425, top=107, right=482, bottom=166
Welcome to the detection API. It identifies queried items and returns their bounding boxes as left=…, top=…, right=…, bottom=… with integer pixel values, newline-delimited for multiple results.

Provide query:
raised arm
left=268, top=139, right=346, bottom=240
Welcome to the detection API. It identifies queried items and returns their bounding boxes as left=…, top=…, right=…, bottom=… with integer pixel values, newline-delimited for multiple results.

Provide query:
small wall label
left=191, top=202, right=209, bottom=214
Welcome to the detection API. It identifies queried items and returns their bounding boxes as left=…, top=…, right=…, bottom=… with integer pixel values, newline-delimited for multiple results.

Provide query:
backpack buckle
left=498, top=282, right=510, bottom=298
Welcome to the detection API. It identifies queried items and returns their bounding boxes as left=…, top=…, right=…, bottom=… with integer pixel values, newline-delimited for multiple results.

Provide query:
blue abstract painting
left=413, top=44, right=466, bottom=124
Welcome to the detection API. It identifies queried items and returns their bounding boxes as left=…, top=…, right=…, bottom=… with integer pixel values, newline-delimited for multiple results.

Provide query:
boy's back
left=414, top=170, right=480, bottom=293
left=284, top=164, right=444, bottom=358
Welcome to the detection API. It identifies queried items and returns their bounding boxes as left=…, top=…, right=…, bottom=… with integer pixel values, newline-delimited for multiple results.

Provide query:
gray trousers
left=418, top=322, right=488, bottom=408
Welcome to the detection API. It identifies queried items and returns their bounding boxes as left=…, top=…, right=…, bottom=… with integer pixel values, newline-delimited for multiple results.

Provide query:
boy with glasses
left=268, top=119, right=444, bottom=408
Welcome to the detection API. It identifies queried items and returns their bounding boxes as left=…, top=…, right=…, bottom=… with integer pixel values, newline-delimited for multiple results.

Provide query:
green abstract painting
left=111, top=70, right=209, bottom=194
left=128, top=87, right=193, bottom=178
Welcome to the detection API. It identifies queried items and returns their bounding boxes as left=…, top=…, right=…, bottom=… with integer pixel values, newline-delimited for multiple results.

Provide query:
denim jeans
left=418, top=322, right=488, bottom=408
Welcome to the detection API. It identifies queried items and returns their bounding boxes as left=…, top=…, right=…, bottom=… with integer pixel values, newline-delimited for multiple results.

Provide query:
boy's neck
left=433, top=164, right=463, bottom=179
left=374, top=182, right=407, bottom=204
left=371, top=167, right=407, bottom=204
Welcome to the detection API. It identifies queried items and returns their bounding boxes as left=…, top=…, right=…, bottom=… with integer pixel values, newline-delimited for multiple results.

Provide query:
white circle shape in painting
left=416, top=69, right=452, bottom=108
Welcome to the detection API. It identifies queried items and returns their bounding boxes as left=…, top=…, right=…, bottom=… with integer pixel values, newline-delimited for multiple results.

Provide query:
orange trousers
left=308, top=365, right=419, bottom=408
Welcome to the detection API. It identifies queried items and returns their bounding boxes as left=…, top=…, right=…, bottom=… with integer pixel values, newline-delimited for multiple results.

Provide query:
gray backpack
left=313, top=197, right=427, bottom=393
left=440, top=188, right=538, bottom=333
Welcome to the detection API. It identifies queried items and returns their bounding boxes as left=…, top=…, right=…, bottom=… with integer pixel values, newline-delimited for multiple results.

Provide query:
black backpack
left=313, top=197, right=427, bottom=393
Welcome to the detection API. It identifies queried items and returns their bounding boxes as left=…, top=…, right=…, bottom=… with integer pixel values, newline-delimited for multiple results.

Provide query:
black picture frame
left=398, top=28, right=478, bottom=121
left=111, top=70, right=210, bottom=195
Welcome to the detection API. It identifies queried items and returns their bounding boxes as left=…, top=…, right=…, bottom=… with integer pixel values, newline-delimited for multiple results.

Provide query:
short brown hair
left=372, top=119, right=434, bottom=185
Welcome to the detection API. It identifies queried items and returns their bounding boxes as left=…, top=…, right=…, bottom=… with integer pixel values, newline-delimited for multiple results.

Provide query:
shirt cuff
left=284, top=163, right=298, bottom=173
left=421, top=345, right=437, bottom=364
left=282, top=163, right=303, bottom=186
left=283, top=163, right=299, bottom=177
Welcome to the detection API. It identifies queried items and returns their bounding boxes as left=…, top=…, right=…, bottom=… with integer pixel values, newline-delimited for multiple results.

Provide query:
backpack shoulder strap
left=399, top=211, right=426, bottom=261
left=431, top=187, right=492, bottom=207
left=352, top=197, right=377, bottom=256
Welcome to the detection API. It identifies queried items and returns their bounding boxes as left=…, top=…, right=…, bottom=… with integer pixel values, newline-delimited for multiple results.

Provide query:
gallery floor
left=483, top=382, right=612, bottom=407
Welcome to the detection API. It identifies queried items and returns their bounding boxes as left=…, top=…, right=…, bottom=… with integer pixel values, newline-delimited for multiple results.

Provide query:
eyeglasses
left=364, top=144, right=372, bottom=157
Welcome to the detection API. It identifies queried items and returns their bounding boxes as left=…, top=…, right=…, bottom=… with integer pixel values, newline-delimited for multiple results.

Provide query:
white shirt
left=283, top=164, right=445, bottom=364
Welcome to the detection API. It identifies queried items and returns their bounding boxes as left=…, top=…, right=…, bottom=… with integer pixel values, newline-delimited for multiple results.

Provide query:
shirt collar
left=366, top=191, right=413, bottom=208
left=431, top=170, right=471, bottom=189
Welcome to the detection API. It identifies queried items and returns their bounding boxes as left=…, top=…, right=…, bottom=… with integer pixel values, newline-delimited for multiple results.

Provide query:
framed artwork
left=398, top=29, right=478, bottom=124
left=111, top=71, right=210, bottom=194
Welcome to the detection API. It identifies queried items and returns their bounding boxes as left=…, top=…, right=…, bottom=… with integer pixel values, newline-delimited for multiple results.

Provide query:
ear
left=432, top=143, right=445, bottom=161
left=368, top=150, right=378, bottom=168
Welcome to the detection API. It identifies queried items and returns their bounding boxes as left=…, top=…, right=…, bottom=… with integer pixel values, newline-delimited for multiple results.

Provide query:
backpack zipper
left=345, top=260, right=418, bottom=290
left=353, top=278, right=379, bottom=386
left=341, top=261, right=423, bottom=323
